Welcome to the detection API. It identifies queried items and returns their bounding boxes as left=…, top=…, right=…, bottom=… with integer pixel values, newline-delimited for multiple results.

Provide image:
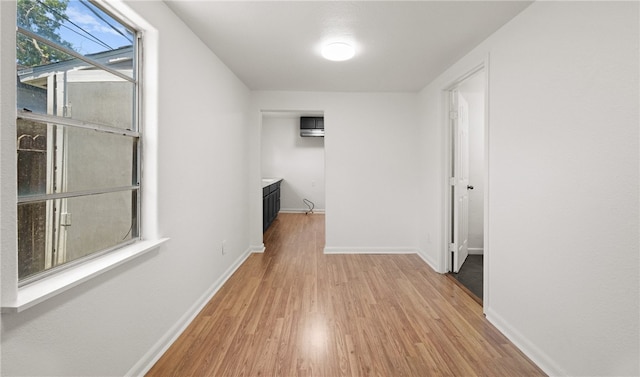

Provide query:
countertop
left=261, top=177, right=283, bottom=188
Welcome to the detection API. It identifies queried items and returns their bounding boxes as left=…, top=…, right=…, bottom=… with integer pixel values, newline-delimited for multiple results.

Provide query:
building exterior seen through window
left=16, top=0, right=140, bottom=283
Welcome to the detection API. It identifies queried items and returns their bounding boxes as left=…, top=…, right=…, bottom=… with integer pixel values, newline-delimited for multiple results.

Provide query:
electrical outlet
left=221, top=240, right=227, bottom=255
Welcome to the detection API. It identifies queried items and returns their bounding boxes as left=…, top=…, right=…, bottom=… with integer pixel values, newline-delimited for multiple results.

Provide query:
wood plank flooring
left=146, top=213, right=545, bottom=376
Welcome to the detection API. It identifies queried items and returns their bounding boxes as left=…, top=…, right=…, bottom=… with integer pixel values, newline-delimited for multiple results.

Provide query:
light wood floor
left=147, top=213, right=545, bottom=376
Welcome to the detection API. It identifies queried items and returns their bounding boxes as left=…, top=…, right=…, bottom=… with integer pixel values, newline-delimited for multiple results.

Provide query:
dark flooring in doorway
left=451, top=255, right=483, bottom=302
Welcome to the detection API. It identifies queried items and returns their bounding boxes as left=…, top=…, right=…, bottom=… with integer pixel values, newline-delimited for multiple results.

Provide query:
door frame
left=442, top=60, right=489, bottom=309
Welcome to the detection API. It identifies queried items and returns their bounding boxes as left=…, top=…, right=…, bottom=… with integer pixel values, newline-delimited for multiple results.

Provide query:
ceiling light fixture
left=322, top=42, right=355, bottom=61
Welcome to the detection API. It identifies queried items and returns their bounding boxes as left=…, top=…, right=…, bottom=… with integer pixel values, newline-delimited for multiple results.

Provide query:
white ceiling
left=165, top=1, right=532, bottom=92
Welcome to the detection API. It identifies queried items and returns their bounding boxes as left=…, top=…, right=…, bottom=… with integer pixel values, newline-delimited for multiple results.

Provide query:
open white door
left=451, top=90, right=470, bottom=273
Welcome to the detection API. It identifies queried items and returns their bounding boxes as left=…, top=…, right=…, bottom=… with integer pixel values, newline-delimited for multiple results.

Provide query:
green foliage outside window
left=17, top=0, right=74, bottom=66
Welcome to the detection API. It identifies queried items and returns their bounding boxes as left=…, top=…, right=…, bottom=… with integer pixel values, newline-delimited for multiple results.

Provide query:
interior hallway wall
left=250, top=92, right=420, bottom=253
left=1, top=1, right=252, bottom=375
left=417, top=2, right=639, bottom=376
left=261, top=115, right=326, bottom=212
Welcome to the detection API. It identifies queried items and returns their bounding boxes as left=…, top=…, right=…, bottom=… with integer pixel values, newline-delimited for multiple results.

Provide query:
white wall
left=418, top=2, right=639, bottom=376
left=3, top=1, right=638, bottom=376
left=261, top=115, right=326, bottom=211
left=1, top=1, right=252, bottom=376
left=250, top=92, right=420, bottom=253
left=459, top=75, right=485, bottom=253
left=1, top=0, right=19, bottom=306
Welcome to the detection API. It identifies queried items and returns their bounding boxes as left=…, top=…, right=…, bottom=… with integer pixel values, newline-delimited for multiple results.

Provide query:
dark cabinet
left=300, top=117, right=324, bottom=137
left=263, top=180, right=281, bottom=232
left=300, top=116, right=323, bottom=129
left=300, top=117, right=316, bottom=130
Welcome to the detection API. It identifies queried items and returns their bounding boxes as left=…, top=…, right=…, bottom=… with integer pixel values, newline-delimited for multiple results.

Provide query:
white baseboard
left=249, top=243, right=265, bottom=253
left=280, top=208, right=326, bottom=214
left=127, top=246, right=255, bottom=377
left=484, top=307, right=564, bottom=377
left=415, top=248, right=442, bottom=273
left=323, top=246, right=418, bottom=254
left=323, top=246, right=444, bottom=273
left=468, top=247, right=484, bottom=255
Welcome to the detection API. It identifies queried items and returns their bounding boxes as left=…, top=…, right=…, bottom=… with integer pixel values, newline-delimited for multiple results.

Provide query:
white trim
left=482, top=55, right=491, bottom=313
left=416, top=248, right=440, bottom=272
left=324, top=246, right=419, bottom=254
left=280, top=209, right=326, bottom=214
left=1, top=238, right=169, bottom=313
left=468, top=247, right=484, bottom=255
left=323, top=247, right=441, bottom=273
left=485, top=307, right=564, bottom=377
left=441, top=56, right=490, bottom=311
left=127, top=246, right=254, bottom=377
left=250, top=244, right=266, bottom=253
left=441, top=85, right=452, bottom=274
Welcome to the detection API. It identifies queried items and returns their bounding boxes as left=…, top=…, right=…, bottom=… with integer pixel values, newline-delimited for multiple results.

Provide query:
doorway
left=446, top=68, right=486, bottom=302
left=260, top=111, right=326, bottom=235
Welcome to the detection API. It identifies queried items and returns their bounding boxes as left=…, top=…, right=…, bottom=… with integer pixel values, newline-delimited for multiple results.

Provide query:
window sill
left=1, top=238, right=169, bottom=313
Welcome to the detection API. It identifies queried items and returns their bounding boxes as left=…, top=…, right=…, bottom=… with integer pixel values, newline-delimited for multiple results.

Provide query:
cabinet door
left=269, top=192, right=277, bottom=223
left=300, top=117, right=315, bottom=129
left=263, top=183, right=282, bottom=232
left=263, top=195, right=268, bottom=232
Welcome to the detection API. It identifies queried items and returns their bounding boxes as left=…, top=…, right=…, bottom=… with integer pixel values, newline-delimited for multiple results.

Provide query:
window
left=16, top=0, right=140, bottom=284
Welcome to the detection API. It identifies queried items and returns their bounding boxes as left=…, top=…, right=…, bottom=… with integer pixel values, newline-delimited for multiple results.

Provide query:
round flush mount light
left=322, top=42, right=355, bottom=61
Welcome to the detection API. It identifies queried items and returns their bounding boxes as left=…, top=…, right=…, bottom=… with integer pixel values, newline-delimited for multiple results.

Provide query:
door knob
left=467, top=185, right=474, bottom=190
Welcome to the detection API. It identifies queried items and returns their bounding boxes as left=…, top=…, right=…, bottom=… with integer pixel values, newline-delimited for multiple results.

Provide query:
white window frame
left=1, top=0, right=167, bottom=313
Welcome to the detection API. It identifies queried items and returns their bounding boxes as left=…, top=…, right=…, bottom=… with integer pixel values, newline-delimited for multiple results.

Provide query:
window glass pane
left=17, top=119, right=48, bottom=197
left=16, top=0, right=140, bottom=284
left=64, top=124, right=135, bottom=192
left=17, top=119, right=135, bottom=196
left=18, top=59, right=134, bottom=130
left=17, top=201, right=47, bottom=279
left=18, top=190, right=136, bottom=281
left=65, top=68, right=134, bottom=129
left=17, top=0, right=134, bottom=59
